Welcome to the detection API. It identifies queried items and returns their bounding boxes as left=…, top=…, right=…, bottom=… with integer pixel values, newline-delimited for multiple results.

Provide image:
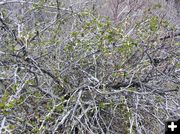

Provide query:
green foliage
left=99, top=101, right=106, bottom=109
left=32, top=0, right=47, bottom=10
left=149, top=16, right=159, bottom=32
left=152, top=3, right=162, bottom=9
left=0, top=91, right=15, bottom=115
left=1, top=91, right=10, bottom=103
left=55, top=104, right=64, bottom=113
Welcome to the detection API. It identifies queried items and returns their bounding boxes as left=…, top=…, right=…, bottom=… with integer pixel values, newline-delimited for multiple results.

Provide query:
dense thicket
left=0, top=0, right=179, bottom=133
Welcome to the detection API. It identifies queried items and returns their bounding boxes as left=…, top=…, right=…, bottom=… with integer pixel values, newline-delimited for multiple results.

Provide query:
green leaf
left=176, top=63, right=180, bottom=68
left=1, top=9, right=8, bottom=18
left=6, top=103, right=14, bottom=109
left=175, top=42, right=180, bottom=47
left=11, top=84, right=18, bottom=92
left=71, top=31, right=79, bottom=37
left=8, top=125, right=15, bottom=130
left=55, top=104, right=64, bottom=112
left=150, top=16, right=159, bottom=31
left=2, top=110, right=10, bottom=116
left=152, top=3, right=162, bottom=9
left=99, top=102, right=105, bottom=109
left=2, top=91, right=10, bottom=102
left=0, top=102, right=5, bottom=109
left=34, top=91, right=42, bottom=97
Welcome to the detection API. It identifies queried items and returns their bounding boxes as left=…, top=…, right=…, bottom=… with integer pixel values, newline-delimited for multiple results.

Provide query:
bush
left=0, top=1, right=179, bottom=133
